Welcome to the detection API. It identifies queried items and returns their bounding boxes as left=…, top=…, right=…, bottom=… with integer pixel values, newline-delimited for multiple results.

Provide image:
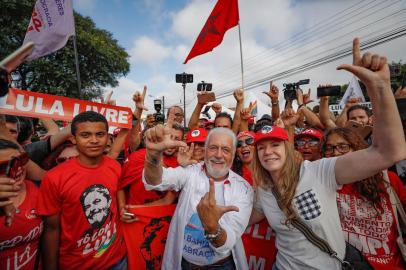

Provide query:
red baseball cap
left=237, top=131, right=255, bottom=139
left=254, top=125, right=289, bottom=145
left=295, top=128, right=323, bottom=141
left=186, top=128, right=208, bottom=144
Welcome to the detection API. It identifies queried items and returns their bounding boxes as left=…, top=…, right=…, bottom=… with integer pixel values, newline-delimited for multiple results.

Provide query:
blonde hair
left=253, top=140, right=302, bottom=224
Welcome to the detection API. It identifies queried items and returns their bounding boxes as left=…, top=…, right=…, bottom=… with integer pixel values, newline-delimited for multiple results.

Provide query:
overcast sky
left=73, top=0, right=406, bottom=118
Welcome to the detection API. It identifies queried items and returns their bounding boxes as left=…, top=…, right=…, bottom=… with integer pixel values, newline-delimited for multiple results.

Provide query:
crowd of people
left=1, top=38, right=406, bottom=270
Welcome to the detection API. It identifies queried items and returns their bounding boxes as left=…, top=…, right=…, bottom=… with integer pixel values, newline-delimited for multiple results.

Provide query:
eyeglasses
left=237, top=137, right=254, bottom=147
left=56, top=156, right=77, bottom=164
left=324, top=144, right=352, bottom=154
left=0, top=152, right=29, bottom=176
left=295, top=140, right=320, bottom=148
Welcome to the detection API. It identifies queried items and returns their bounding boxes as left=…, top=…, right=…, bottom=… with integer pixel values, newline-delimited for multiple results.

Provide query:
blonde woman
left=249, top=38, right=406, bottom=270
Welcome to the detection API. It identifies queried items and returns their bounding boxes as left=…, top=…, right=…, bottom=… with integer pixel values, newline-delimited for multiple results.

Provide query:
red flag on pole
left=183, top=0, right=239, bottom=64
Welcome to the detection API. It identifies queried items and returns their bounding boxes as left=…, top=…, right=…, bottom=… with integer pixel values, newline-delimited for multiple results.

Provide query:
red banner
left=0, top=88, right=132, bottom=128
left=121, top=205, right=176, bottom=270
left=242, top=219, right=277, bottom=270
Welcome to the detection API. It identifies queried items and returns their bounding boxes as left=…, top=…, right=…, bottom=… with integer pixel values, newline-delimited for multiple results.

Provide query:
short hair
left=71, top=111, right=108, bottom=135
left=5, top=115, right=20, bottom=131
left=254, top=120, right=273, bottom=132
left=17, top=117, right=34, bottom=143
left=172, top=123, right=185, bottom=136
left=205, top=127, right=237, bottom=155
left=214, top=112, right=233, bottom=127
left=167, top=106, right=183, bottom=117
left=347, top=105, right=371, bottom=119
left=0, top=139, right=20, bottom=151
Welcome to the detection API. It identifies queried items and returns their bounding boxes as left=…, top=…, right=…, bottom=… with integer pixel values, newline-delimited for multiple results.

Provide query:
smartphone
left=197, top=82, right=212, bottom=91
left=345, top=120, right=372, bottom=139
left=0, top=42, right=34, bottom=73
left=124, top=212, right=135, bottom=217
left=317, top=86, right=341, bottom=97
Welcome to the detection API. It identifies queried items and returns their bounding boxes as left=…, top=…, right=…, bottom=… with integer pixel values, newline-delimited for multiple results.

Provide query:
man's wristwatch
left=271, top=100, right=279, bottom=106
left=204, top=226, right=222, bottom=241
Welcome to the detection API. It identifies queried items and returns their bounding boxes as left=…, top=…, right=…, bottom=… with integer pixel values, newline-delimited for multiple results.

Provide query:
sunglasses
left=0, top=152, right=29, bottom=178
left=295, top=139, right=320, bottom=148
left=237, top=137, right=254, bottom=147
left=56, top=156, right=77, bottom=165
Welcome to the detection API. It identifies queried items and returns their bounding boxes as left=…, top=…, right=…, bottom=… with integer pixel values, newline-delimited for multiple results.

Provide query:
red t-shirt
left=242, top=165, right=254, bottom=186
left=0, top=180, right=43, bottom=270
left=119, top=148, right=179, bottom=205
left=36, top=156, right=126, bottom=269
left=337, top=172, right=406, bottom=270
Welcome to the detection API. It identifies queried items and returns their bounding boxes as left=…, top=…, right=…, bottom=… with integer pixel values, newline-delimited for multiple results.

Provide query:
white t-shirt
left=255, top=157, right=345, bottom=270
left=182, top=180, right=231, bottom=265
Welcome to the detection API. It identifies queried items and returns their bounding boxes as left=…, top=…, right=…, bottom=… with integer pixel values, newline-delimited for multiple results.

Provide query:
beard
left=205, top=157, right=230, bottom=179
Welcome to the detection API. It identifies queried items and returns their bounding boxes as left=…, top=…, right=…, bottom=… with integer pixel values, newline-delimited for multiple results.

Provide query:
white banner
left=23, top=0, right=75, bottom=60
left=329, top=102, right=371, bottom=113
left=339, top=76, right=366, bottom=108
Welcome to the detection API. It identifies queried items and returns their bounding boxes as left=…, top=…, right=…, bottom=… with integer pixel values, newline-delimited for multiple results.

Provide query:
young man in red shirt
left=36, top=111, right=126, bottom=270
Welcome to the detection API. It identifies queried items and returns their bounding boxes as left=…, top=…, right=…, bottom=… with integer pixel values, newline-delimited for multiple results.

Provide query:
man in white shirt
left=143, top=113, right=253, bottom=270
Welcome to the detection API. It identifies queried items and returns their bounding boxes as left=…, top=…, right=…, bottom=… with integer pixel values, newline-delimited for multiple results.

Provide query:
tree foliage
left=0, top=0, right=130, bottom=100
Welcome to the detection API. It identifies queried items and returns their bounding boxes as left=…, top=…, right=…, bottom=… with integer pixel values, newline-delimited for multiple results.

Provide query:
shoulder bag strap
left=270, top=187, right=345, bottom=264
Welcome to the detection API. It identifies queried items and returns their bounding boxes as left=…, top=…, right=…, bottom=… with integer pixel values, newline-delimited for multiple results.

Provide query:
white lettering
left=105, top=108, right=118, bottom=123
left=34, top=98, right=49, bottom=114
left=49, top=100, right=64, bottom=116
left=15, top=95, right=34, bottom=112
left=248, top=256, right=265, bottom=270
left=73, top=103, right=80, bottom=117
left=118, top=110, right=129, bottom=124
left=252, top=224, right=264, bottom=240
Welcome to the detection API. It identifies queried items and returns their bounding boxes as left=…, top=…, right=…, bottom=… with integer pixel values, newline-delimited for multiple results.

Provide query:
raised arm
left=262, top=81, right=280, bottom=121
left=319, top=96, right=337, bottom=130
left=335, top=38, right=406, bottom=185
left=188, top=92, right=208, bottom=129
left=144, top=110, right=186, bottom=186
left=129, top=87, right=147, bottom=152
left=232, top=89, right=244, bottom=134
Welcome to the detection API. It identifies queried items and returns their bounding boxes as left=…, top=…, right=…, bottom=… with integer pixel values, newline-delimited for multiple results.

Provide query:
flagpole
left=72, top=35, right=82, bottom=98
left=238, top=22, right=244, bottom=91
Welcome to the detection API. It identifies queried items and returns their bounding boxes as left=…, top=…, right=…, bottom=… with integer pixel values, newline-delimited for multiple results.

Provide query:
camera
left=153, top=99, right=165, bottom=124
left=176, top=73, right=193, bottom=84
left=283, top=79, right=310, bottom=101
left=197, top=81, right=212, bottom=91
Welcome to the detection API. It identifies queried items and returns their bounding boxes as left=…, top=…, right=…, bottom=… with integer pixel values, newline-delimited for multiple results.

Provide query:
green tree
left=0, top=0, right=130, bottom=100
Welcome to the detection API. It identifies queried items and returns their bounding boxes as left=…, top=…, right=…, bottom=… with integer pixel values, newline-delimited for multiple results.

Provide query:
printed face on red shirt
left=80, top=184, right=112, bottom=229
left=72, top=122, right=108, bottom=159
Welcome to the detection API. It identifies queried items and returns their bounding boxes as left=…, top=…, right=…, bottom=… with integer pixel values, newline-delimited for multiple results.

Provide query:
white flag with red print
left=23, top=0, right=75, bottom=60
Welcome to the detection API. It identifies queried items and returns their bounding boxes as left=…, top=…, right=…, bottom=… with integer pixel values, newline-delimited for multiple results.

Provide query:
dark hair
left=347, top=105, right=371, bottom=119
left=172, top=123, right=185, bottom=136
left=17, top=117, right=34, bottom=143
left=323, top=127, right=385, bottom=213
left=231, top=155, right=243, bottom=177
left=214, top=112, right=233, bottom=127
left=5, top=115, right=20, bottom=131
left=0, top=139, right=20, bottom=151
left=254, top=120, right=273, bottom=132
left=71, top=111, right=108, bottom=135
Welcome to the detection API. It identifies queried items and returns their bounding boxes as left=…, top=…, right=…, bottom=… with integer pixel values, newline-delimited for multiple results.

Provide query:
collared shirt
left=143, top=162, right=253, bottom=270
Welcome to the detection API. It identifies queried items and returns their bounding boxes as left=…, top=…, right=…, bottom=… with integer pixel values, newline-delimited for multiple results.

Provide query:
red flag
left=121, top=205, right=176, bottom=270
left=183, top=0, right=239, bottom=64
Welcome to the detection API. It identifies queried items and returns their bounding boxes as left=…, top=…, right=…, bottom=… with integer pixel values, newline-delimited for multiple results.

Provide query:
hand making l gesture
left=197, top=178, right=239, bottom=232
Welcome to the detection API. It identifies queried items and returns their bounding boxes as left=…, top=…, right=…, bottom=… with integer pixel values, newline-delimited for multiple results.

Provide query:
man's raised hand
left=144, top=108, right=186, bottom=152
left=197, top=179, right=239, bottom=232
left=177, top=144, right=198, bottom=167
left=132, top=85, right=148, bottom=111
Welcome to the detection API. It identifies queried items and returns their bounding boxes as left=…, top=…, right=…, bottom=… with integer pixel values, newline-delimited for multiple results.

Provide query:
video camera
left=283, top=79, right=310, bottom=101
left=153, top=99, right=165, bottom=124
